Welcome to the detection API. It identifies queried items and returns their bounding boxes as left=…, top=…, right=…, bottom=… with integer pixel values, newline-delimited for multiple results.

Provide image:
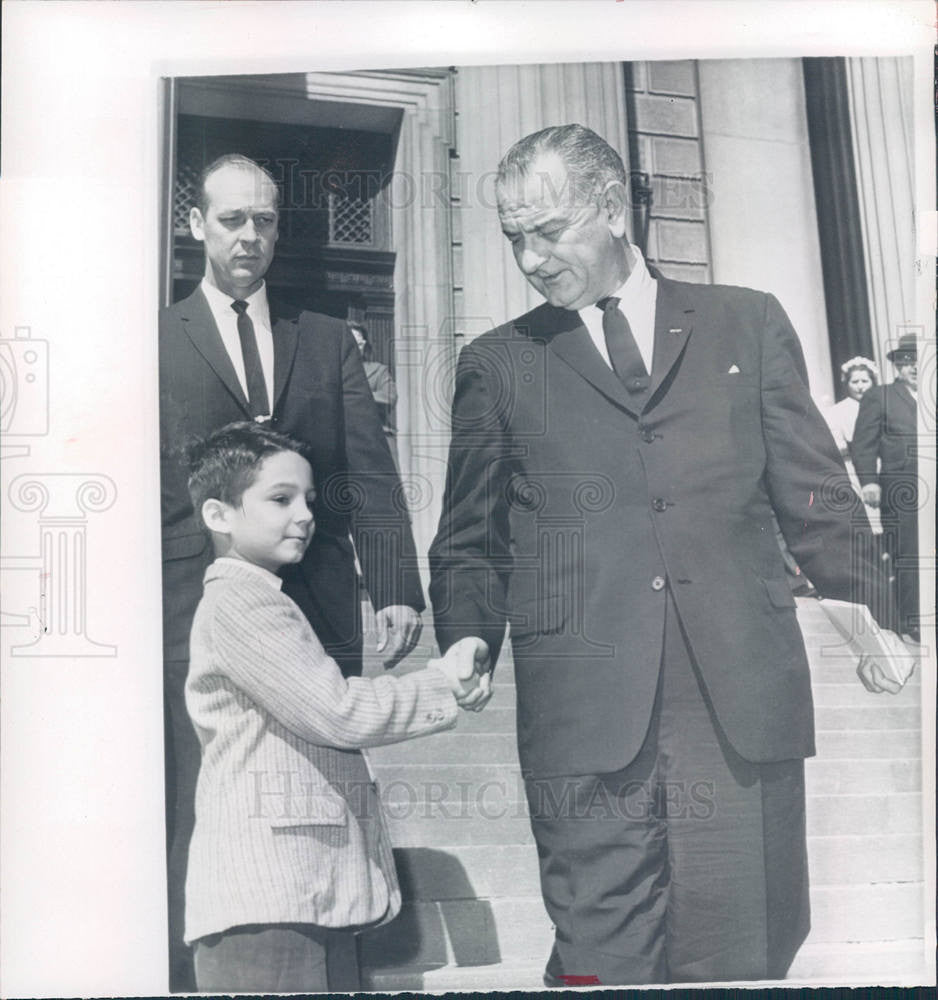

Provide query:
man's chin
left=534, top=279, right=589, bottom=311
left=543, top=290, right=590, bottom=311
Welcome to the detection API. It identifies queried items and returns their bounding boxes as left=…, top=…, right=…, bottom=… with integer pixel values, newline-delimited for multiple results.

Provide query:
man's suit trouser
left=525, top=592, right=810, bottom=986
left=880, top=479, right=920, bottom=636
left=165, top=658, right=200, bottom=992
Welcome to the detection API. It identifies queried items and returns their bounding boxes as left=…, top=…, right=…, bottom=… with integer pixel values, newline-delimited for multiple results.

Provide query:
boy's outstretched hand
left=430, top=636, right=494, bottom=712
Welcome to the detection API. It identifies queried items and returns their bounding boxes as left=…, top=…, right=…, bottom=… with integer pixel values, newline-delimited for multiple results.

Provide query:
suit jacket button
left=640, top=427, right=656, bottom=443
left=652, top=497, right=667, bottom=512
left=651, top=575, right=666, bottom=592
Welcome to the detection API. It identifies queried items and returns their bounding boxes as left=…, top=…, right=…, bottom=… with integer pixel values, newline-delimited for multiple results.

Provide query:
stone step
left=363, top=939, right=933, bottom=991
left=379, top=769, right=526, bottom=810
left=814, top=729, right=920, bottom=758
left=371, top=713, right=921, bottom=769
left=383, top=804, right=921, bottom=863
left=363, top=959, right=547, bottom=992
left=413, top=699, right=919, bottom=734
left=806, top=792, right=921, bottom=837
left=374, top=727, right=921, bottom=765
left=372, top=761, right=524, bottom=787
left=786, top=939, right=931, bottom=986
left=804, top=757, right=921, bottom=794
left=440, top=705, right=517, bottom=733
left=360, top=880, right=926, bottom=973
left=359, top=897, right=553, bottom=970
left=810, top=680, right=922, bottom=707
left=387, top=810, right=534, bottom=848
left=808, top=661, right=922, bottom=686
left=380, top=773, right=920, bottom=827
left=804, top=882, right=925, bottom=944
left=808, top=835, right=924, bottom=885
left=813, top=705, right=920, bottom=730
left=372, top=759, right=922, bottom=815
left=370, top=731, right=519, bottom=766
left=385, top=835, right=924, bottom=903
left=392, top=697, right=919, bottom=738
left=393, top=845, right=541, bottom=901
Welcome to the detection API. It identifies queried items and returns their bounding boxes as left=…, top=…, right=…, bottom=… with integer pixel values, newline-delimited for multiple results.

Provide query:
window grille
left=329, top=192, right=374, bottom=246
left=173, top=130, right=203, bottom=235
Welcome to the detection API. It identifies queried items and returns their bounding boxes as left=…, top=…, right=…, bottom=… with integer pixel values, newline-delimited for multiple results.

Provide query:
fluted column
left=8, top=474, right=117, bottom=657
left=455, top=62, right=631, bottom=332
left=389, top=74, right=458, bottom=571
left=845, top=57, right=916, bottom=371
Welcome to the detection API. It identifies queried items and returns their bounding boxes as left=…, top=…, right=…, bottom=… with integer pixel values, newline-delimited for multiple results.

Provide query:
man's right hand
left=861, top=483, right=882, bottom=508
left=430, top=636, right=494, bottom=712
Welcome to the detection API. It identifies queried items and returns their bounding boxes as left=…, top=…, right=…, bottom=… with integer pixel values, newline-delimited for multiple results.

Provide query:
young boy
left=182, top=421, right=483, bottom=993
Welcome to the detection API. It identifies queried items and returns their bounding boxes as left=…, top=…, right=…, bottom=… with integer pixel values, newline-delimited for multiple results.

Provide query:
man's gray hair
left=496, top=124, right=628, bottom=205
left=196, top=153, right=281, bottom=215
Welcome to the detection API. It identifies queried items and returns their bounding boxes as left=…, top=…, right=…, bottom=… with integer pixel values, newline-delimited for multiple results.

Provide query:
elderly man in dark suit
left=428, top=124, right=905, bottom=986
left=851, top=334, right=920, bottom=641
left=160, top=154, right=423, bottom=989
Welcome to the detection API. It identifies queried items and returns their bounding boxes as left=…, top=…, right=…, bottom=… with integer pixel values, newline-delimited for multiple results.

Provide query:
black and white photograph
left=1, top=2, right=935, bottom=996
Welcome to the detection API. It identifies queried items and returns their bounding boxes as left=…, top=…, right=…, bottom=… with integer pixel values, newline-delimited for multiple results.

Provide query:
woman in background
left=824, top=356, right=881, bottom=532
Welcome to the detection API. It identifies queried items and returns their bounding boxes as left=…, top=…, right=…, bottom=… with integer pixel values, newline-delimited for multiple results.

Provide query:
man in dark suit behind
left=429, top=125, right=907, bottom=986
left=851, top=334, right=920, bottom=640
left=160, top=154, right=424, bottom=990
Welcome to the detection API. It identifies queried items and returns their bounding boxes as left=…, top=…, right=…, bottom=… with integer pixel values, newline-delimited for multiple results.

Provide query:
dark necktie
left=597, top=296, right=649, bottom=395
left=231, top=299, right=271, bottom=418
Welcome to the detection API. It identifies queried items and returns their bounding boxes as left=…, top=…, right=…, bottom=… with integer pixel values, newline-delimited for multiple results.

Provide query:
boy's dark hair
left=186, top=421, right=310, bottom=515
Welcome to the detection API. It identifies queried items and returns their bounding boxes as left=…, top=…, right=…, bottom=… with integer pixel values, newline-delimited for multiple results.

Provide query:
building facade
left=159, top=58, right=928, bottom=987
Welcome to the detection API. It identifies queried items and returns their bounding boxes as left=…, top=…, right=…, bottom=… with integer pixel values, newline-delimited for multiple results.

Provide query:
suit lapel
left=269, top=299, right=300, bottom=415
left=180, top=288, right=251, bottom=413
left=543, top=277, right=694, bottom=417
left=647, top=278, right=694, bottom=404
left=544, top=307, right=641, bottom=416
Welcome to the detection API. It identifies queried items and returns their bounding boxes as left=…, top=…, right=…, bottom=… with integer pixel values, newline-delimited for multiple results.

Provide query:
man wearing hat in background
left=852, top=333, right=920, bottom=640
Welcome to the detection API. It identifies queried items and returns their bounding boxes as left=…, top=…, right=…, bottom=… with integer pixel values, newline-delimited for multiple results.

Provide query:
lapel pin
left=669, top=327, right=682, bottom=335
left=727, top=364, right=741, bottom=374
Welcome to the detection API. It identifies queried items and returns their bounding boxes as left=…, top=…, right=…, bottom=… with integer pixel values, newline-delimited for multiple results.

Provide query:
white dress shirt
left=580, top=244, right=658, bottom=374
left=200, top=278, right=275, bottom=410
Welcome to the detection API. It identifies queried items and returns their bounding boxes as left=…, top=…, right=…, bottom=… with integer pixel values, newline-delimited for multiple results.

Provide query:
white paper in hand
left=818, top=599, right=916, bottom=686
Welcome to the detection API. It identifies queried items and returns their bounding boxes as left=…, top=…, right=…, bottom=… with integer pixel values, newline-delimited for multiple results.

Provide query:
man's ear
left=600, top=181, right=630, bottom=240
left=189, top=206, right=206, bottom=242
left=201, top=498, right=232, bottom=536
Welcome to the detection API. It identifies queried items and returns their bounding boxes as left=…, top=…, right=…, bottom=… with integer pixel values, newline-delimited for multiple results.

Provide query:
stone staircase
left=358, top=599, right=930, bottom=988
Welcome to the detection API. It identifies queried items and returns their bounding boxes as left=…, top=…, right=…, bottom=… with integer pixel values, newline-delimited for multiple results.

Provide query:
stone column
left=455, top=62, right=631, bottom=333
left=845, top=57, right=916, bottom=372
left=697, top=59, right=834, bottom=404
left=387, top=73, right=458, bottom=569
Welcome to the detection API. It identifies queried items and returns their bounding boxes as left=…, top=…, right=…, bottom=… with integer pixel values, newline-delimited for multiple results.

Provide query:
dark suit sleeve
left=759, top=294, right=896, bottom=629
left=338, top=326, right=425, bottom=613
left=849, top=387, right=884, bottom=487
left=159, top=308, right=193, bottom=533
left=428, top=340, right=512, bottom=666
